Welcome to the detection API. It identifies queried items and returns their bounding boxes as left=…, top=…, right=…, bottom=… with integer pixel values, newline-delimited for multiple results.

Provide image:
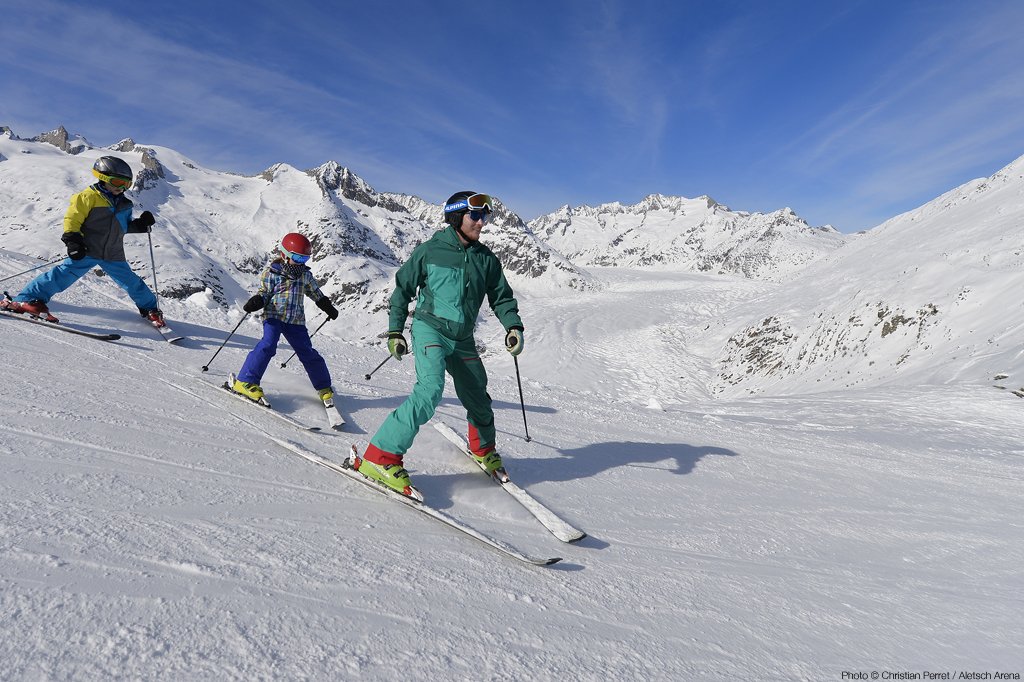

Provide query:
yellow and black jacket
left=62, top=183, right=148, bottom=262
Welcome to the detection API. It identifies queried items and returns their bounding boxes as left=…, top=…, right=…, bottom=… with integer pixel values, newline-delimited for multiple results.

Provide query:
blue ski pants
left=369, top=318, right=495, bottom=457
left=238, top=318, right=331, bottom=391
left=15, top=257, right=158, bottom=310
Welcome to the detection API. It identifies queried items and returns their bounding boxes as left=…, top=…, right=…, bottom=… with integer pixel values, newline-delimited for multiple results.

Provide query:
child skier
left=232, top=232, right=338, bottom=405
left=1, top=156, right=163, bottom=325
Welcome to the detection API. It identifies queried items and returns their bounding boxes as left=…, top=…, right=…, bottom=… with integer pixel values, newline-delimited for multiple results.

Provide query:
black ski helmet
left=92, top=156, right=133, bottom=184
left=443, top=190, right=476, bottom=228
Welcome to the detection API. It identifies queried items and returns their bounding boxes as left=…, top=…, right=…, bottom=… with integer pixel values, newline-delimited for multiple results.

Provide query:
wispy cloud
left=783, top=3, right=1024, bottom=175
left=4, top=0, right=1022, bottom=229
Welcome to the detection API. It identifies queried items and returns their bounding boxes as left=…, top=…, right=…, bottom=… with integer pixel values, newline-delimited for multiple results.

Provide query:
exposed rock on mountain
left=32, top=126, right=90, bottom=155
left=704, top=154, right=1024, bottom=396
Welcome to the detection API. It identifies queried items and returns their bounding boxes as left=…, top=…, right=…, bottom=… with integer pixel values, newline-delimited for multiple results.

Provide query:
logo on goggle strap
left=444, top=200, right=470, bottom=213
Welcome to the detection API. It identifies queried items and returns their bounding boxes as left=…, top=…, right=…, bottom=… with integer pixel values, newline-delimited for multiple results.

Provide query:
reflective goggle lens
left=468, top=209, right=490, bottom=223
left=444, top=193, right=493, bottom=214
left=281, top=247, right=310, bottom=263
left=99, top=174, right=131, bottom=188
left=466, top=193, right=492, bottom=210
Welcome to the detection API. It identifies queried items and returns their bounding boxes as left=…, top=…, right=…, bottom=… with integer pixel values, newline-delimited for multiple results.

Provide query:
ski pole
left=281, top=316, right=330, bottom=368
left=514, top=356, right=531, bottom=442
left=201, top=312, right=250, bottom=372
left=364, top=355, right=391, bottom=381
left=0, top=256, right=64, bottom=283
left=146, top=231, right=160, bottom=302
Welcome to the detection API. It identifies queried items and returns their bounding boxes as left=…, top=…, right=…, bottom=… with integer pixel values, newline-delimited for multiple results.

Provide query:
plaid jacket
left=255, top=258, right=327, bottom=326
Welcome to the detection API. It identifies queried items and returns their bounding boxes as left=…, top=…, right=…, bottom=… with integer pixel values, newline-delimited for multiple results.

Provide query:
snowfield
left=0, top=259, right=1020, bottom=680
left=0, top=129, right=1022, bottom=679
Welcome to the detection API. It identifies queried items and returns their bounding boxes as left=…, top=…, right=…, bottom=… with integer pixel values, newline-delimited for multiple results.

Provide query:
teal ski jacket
left=389, top=226, right=522, bottom=341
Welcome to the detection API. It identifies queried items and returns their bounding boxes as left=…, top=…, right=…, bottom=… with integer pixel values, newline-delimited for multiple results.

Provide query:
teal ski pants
left=370, top=319, right=495, bottom=457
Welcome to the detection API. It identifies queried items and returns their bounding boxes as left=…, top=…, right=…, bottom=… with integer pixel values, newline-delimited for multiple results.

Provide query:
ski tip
left=539, top=557, right=563, bottom=566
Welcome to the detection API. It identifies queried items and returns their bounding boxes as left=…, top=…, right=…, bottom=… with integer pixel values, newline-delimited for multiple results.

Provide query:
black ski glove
left=316, top=297, right=338, bottom=320
left=387, top=331, right=408, bottom=360
left=242, top=294, right=265, bottom=313
left=128, top=210, right=155, bottom=233
left=61, top=232, right=87, bottom=260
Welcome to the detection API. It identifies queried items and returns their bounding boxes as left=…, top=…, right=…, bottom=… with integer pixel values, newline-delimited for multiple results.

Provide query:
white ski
left=0, top=308, right=121, bottom=341
left=162, top=377, right=320, bottom=433
left=152, top=321, right=184, bottom=344
left=269, top=438, right=561, bottom=566
left=218, top=373, right=321, bottom=432
left=321, top=395, right=346, bottom=431
left=433, top=421, right=586, bottom=543
left=173, top=374, right=320, bottom=432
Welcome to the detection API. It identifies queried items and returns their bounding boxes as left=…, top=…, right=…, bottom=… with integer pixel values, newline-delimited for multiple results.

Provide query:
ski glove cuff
left=242, top=294, right=265, bottom=313
left=387, top=331, right=408, bottom=360
left=505, top=326, right=524, bottom=357
left=61, top=232, right=87, bottom=261
left=316, top=297, right=338, bottom=320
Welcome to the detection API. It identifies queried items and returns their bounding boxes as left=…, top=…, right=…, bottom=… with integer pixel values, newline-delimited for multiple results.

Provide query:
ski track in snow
left=0, top=266, right=1022, bottom=680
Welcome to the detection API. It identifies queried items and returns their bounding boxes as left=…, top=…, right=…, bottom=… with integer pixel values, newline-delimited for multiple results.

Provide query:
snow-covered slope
left=0, top=255, right=1020, bottom=680
left=1, top=127, right=1021, bottom=679
left=703, top=154, right=1024, bottom=397
left=530, top=193, right=850, bottom=281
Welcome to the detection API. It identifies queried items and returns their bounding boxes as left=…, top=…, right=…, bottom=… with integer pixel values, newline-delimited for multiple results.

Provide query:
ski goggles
left=444, top=193, right=493, bottom=215
left=95, top=172, right=132, bottom=189
left=280, top=246, right=311, bottom=263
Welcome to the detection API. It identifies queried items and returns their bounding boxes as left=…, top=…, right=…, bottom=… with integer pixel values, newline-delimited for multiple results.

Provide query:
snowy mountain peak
left=634, top=192, right=720, bottom=213
left=530, top=193, right=848, bottom=280
left=257, top=162, right=293, bottom=182
left=307, top=160, right=381, bottom=206
left=108, top=138, right=137, bottom=152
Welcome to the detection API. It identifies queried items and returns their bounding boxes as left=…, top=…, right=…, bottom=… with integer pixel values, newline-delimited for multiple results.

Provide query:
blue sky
left=2, top=0, right=1023, bottom=232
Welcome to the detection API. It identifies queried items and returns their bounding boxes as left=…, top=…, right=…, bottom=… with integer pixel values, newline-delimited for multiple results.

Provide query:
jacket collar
left=442, top=224, right=478, bottom=249
left=92, top=182, right=125, bottom=205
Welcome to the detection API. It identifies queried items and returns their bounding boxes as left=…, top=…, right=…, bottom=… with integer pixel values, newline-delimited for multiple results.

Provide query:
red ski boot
left=1, top=297, right=58, bottom=323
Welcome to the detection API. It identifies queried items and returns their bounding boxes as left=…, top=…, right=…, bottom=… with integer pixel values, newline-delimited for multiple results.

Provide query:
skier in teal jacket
left=352, top=191, right=524, bottom=499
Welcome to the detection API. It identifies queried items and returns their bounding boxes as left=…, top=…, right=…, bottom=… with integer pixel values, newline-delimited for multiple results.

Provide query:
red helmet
left=279, top=232, right=312, bottom=263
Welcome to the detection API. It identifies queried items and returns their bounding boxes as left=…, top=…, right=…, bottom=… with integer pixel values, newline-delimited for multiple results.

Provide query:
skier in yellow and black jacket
left=1, top=156, right=163, bottom=325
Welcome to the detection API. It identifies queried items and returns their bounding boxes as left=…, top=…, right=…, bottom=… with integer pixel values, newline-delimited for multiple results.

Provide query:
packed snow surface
left=0, top=260, right=1020, bottom=680
left=1, top=129, right=1021, bottom=679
